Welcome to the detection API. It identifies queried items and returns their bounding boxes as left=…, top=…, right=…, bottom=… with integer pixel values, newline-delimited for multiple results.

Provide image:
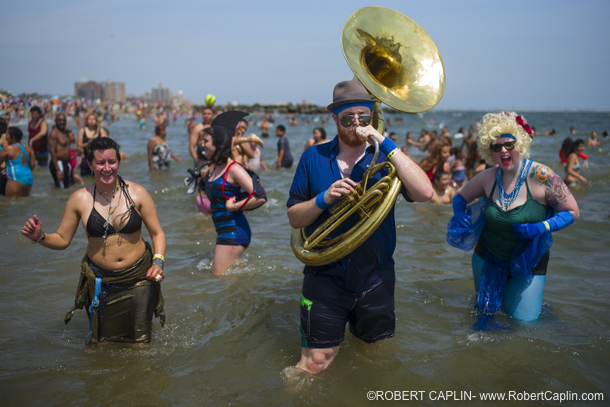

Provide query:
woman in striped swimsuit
left=201, top=111, right=267, bottom=275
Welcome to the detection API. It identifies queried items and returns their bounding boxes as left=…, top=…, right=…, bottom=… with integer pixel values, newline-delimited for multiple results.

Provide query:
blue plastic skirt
left=447, top=200, right=554, bottom=318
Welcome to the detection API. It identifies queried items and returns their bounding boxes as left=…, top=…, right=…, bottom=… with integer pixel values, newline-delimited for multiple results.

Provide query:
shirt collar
left=329, top=135, right=376, bottom=180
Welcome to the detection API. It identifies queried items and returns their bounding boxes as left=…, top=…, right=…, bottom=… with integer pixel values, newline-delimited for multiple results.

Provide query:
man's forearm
left=287, top=199, right=324, bottom=229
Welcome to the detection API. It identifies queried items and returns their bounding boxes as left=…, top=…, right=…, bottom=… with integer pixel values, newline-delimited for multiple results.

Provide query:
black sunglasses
left=490, top=140, right=517, bottom=153
left=339, top=114, right=372, bottom=128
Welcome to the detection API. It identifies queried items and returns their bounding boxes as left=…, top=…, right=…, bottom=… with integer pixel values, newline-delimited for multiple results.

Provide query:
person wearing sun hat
left=286, top=79, right=433, bottom=374
left=449, top=111, right=580, bottom=325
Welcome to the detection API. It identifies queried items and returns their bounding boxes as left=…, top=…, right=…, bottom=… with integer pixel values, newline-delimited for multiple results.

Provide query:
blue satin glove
left=512, top=222, right=547, bottom=239
left=452, top=194, right=471, bottom=228
left=513, top=211, right=575, bottom=239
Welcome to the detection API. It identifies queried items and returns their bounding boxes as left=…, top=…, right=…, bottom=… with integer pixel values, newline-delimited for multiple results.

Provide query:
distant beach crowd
left=0, top=94, right=606, bottom=202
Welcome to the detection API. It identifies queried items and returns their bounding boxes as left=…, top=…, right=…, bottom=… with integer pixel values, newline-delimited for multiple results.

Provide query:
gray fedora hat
left=327, top=79, right=375, bottom=113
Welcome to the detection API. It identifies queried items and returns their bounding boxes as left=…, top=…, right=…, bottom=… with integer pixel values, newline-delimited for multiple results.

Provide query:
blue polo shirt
left=287, top=136, right=410, bottom=295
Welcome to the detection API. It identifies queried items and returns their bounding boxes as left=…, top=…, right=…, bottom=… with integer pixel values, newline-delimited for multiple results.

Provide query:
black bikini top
left=86, top=180, right=142, bottom=238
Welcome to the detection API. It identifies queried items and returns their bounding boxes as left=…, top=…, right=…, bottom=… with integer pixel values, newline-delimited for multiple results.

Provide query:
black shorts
left=299, top=273, right=395, bottom=349
left=0, top=170, right=6, bottom=195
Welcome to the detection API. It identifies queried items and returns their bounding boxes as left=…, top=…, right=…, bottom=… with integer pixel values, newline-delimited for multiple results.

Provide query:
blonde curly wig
left=476, top=111, right=533, bottom=164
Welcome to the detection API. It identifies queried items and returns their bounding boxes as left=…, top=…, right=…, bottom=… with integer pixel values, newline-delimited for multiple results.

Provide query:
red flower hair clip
left=515, top=115, right=533, bottom=139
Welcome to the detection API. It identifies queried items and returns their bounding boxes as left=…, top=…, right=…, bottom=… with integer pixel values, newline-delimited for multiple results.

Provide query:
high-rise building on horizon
left=147, top=84, right=171, bottom=105
left=74, top=79, right=126, bottom=103
left=174, top=90, right=186, bottom=104
left=103, top=80, right=125, bottom=103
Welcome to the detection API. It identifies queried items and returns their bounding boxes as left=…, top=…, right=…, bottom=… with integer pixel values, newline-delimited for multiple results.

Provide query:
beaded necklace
left=98, top=185, right=119, bottom=203
left=338, top=164, right=351, bottom=178
left=97, top=177, right=135, bottom=245
left=102, top=188, right=122, bottom=245
left=495, top=158, right=532, bottom=211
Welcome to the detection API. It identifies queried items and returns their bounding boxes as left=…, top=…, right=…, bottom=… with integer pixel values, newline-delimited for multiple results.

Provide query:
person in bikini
left=77, top=113, right=108, bottom=176
left=564, top=139, right=588, bottom=188
left=587, top=131, right=601, bottom=147
left=22, top=137, right=166, bottom=344
left=419, top=141, right=451, bottom=182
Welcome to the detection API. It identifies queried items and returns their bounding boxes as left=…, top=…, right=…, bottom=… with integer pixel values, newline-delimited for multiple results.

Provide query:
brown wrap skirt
left=65, top=241, right=165, bottom=345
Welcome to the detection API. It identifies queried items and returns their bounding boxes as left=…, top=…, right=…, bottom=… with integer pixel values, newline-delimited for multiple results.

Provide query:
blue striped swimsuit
left=205, top=176, right=251, bottom=247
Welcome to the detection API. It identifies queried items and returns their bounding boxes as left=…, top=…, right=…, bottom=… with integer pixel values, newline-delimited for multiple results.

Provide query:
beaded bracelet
left=32, top=232, right=45, bottom=244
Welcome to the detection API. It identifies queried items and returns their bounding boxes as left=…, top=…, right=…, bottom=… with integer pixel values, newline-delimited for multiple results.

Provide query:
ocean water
left=1, top=110, right=609, bottom=406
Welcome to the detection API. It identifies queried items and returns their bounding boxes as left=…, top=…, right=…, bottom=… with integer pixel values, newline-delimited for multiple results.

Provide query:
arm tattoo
left=530, top=164, right=569, bottom=208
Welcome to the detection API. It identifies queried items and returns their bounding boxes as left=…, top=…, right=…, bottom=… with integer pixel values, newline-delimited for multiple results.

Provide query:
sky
left=3, top=0, right=609, bottom=110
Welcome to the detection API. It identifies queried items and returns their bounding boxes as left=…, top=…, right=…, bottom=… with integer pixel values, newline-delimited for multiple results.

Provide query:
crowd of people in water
left=0, top=90, right=602, bottom=373
left=1, top=97, right=603, bottom=201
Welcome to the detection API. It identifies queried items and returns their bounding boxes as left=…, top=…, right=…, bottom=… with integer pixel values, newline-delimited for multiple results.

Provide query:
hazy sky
left=3, top=0, right=609, bottom=109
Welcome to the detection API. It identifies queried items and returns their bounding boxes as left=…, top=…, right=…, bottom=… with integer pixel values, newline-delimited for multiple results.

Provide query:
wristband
left=315, top=190, right=330, bottom=210
left=153, top=254, right=165, bottom=262
left=387, top=147, right=400, bottom=160
left=152, top=257, right=165, bottom=271
left=379, top=137, right=398, bottom=156
left=32, top=232, right=45, bottom=244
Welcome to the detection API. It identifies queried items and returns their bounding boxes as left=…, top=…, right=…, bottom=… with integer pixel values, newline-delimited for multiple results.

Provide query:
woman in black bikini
left=77, top=113, right=108, bottom=176
left=22, top=137, right=166, bottom=345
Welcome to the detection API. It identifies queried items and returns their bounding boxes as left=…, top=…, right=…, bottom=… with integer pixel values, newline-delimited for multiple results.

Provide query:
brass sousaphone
left=291, top=6, right=445, bottom=266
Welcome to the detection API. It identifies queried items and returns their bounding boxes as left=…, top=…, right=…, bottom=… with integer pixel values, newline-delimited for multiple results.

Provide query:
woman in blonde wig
left=450, top=112, right=579, bottom=321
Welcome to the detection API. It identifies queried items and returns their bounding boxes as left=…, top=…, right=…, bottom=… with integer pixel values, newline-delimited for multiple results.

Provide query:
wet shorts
left=299, top=273, right=395, bottom=349
left=49, top=159, right=74, bottom=188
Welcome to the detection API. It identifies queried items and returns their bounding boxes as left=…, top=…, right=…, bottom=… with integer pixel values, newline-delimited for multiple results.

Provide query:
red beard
left=338, top=128, right=366, bottom=147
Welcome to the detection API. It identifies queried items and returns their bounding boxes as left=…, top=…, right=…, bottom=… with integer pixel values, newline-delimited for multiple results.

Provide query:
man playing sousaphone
left=287, top=79, right=433, bottom=373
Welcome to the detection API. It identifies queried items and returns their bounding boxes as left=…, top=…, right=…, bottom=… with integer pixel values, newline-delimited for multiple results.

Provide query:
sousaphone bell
left=291, top=6, right=445, bottom=266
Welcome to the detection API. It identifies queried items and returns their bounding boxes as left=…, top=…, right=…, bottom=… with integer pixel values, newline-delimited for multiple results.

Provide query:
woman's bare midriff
left=87, top=232, right=146, bottom=270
